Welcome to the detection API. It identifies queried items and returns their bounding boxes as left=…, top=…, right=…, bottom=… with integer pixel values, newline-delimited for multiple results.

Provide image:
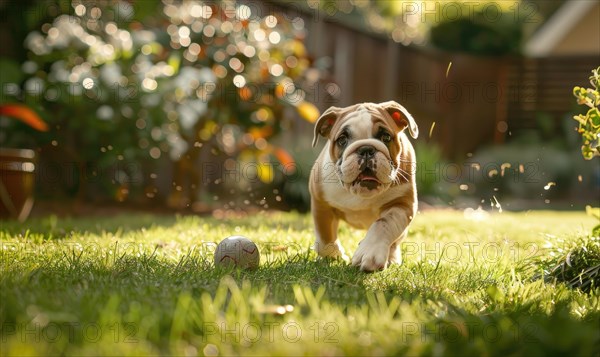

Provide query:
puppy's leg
left=388, top=238, right=402, bottom=265
left=352, top=206, right=413, bottom=271
left=312, top=198, right=347, bottom=260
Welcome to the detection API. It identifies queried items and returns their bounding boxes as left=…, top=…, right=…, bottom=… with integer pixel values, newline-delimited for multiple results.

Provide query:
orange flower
left=273, top=147, right=295, bottom=167
left=296, top=101, right=319, bottom=123
left=0, top=104, right=48, bottom=131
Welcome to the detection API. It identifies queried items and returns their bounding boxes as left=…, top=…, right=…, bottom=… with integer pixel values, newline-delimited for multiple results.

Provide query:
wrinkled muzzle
left=337, top=140, right=395, bottom=197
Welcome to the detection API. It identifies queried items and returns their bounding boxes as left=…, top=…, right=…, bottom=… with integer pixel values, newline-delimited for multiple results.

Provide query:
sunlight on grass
left=1, top=211, right=599, bottom=355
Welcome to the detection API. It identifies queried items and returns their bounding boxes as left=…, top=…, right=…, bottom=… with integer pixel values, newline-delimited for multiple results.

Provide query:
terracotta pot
left=0, top=148, right=36, bottom=221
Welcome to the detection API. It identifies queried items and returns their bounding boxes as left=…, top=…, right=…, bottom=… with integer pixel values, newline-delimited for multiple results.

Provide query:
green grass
left=1, top=210, right=599, bottom=356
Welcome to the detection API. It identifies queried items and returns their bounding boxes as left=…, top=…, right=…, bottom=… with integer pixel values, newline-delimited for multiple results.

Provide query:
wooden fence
left=506, top=55, right=599, bottom=131
left=300, top=12, right=599, bottom=158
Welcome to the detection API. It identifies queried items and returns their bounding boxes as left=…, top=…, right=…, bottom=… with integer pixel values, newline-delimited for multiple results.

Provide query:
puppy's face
left=313, top=102, right=418, bottom=198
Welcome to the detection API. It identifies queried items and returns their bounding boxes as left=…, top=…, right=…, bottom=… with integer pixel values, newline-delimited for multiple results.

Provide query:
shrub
left=572, top=66, right=600, bottom=160
left=429, top=3, right=524, bottom=55
left=1, top=0, right=325, bottom=205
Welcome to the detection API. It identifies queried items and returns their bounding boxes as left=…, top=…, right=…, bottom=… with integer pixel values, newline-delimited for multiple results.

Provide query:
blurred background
left=0, top=0, right=598, bottom=220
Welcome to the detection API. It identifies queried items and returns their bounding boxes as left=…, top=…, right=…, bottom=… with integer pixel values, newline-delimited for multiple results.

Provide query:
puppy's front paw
left=351, top=241, right=389, bottom=272
left=388, top=243, right=402, bottom=265
left=314, top=240, right=349, bottom=261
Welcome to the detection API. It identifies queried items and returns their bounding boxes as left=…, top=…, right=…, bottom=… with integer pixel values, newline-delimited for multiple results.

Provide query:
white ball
left=214, top=236, right=260, bottom=270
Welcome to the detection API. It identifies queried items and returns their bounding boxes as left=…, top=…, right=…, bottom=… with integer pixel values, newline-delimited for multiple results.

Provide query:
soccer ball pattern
left=214, top=235, right=260, bottom=270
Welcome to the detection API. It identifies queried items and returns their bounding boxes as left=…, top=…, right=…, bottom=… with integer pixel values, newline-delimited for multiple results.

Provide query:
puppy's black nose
left=357, top=145, right=376, bottom=158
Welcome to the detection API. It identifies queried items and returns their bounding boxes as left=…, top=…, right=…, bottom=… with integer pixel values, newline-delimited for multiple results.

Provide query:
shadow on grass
left=2, top=211, right=312, bottom=240
left=1, top=214, right=180, bottom=239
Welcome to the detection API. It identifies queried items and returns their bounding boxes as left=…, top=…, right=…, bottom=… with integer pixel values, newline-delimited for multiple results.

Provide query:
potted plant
left=0, top=103, right=48, bottom=221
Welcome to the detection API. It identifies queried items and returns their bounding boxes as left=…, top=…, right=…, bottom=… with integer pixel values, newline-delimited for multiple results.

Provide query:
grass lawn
left=1, top=210, right=599, bottom=356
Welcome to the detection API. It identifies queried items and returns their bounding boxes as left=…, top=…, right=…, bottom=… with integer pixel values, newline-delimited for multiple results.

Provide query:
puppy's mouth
left=353, top=168, right=381, bottom=190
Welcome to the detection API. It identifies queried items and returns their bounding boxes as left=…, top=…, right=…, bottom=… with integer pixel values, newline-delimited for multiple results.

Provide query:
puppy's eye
left=336, top=135, right=348, bottom=147
left=380, top=133, right=392, bottom=143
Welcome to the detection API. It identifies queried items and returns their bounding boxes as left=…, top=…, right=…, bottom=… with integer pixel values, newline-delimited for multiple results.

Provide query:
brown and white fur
left=309, top=101, right=418, bottom=272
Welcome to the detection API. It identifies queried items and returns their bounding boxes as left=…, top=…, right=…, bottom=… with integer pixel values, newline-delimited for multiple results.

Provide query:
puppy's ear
left=380, top=101, right=419, bottom=139
left=312, top=106, right=341, bottom=147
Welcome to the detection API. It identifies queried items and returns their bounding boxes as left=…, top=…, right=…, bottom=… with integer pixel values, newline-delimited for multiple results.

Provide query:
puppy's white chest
left=319, top=160, right=382, bottom=229
left=323, top=182, right=373, bottom=209
left=338, top=208, right=380, bottom=230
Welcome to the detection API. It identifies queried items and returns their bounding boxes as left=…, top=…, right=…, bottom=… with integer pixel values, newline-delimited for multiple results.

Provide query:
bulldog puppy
left=309, top=101, right=418, bottom=272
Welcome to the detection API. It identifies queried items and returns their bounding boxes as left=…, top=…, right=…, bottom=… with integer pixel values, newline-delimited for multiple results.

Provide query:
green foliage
left=573, top=66, right=600, bottom=160
left=414, top=141, right=447, bottom=199
left=299, top=0, right=534, bottom=49
left=534, top=236, right=600, bottom=293
left=429, top=2, right=524, bottom=55
left=531, top=207, right=600, bottom=293
left=0, top=58, right=24, bottom=92
left=462, top=115, right=597, bottom=204
left=1, top=211, right=599, bottom=355
left=468, top=142, right=574, bottom=199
